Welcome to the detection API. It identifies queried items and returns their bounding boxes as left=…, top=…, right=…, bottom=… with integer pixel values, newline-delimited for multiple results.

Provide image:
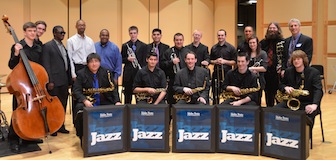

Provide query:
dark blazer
left=121, top=40, right=147, bottom=85
left=280, top=66, right=323, bottom=108
left=147, top=42, right=170, bottom=58
left=42, top=39, right=71, bottom=87
left=173, top=66, right=210, bottom=103
left=72, top=67, right=120, bottom=104
left=283, top=34, right=313, bottom=66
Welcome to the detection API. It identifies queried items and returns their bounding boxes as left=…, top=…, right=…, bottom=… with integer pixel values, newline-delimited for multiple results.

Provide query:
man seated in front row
left=72, top=53, right=121, bottom=145
left=221, top=52, right=259, bottom=106
left=133, top=52, right=167, bottom=104
left=275, top=50, right=323, bottom=126
left=173, top=51, right=210, bottom=104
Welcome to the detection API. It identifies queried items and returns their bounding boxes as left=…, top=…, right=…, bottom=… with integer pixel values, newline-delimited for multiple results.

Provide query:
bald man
left=186, top=30, right=210, bottom=68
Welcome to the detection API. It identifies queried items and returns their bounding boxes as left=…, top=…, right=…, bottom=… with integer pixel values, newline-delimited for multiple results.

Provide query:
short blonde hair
left=289, top=50, right=309, bottom=66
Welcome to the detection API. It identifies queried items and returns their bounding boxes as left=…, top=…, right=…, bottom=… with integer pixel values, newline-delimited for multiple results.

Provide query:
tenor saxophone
left=275, top=73, right=309, bottom=110
left=221, top=79, right=261, bottom=101
left=135, top=88, right=166, bottom=104
left=173, top=77, right=207, bottom=102
left=83, top=70, right=115, bottom=104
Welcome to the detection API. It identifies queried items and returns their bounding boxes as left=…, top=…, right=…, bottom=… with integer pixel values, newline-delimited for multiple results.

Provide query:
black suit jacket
left=173, top=66, right=210, bottom=103
left=73, top=67, right=120, bottom=104
left=280, top=66, right=323, bottom=107
left=42, top=39, right=71, bottom=87
left=121, top=40, right=147, bottom=85
left=284, top=34, right=313, bottom=66
left=147, top=42, right=170, bottom=58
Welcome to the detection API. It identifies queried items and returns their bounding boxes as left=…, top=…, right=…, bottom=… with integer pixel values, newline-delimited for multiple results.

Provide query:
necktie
left=93, top=74, right=100, bottom=106
left=155, top=45, right=159, bottom=67
left=132, top=43, right=136, bottom=52
left=287, top=37, right=296, bottom=67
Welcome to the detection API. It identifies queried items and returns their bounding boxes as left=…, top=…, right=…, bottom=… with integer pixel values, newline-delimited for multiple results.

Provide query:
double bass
left=2, top=15, right=64, bottom=141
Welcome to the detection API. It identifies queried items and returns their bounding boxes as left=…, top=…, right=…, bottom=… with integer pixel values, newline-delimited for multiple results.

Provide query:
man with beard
left=160, top=33, right=190, bottom=104
left=260, top=22, right=287, bottom=107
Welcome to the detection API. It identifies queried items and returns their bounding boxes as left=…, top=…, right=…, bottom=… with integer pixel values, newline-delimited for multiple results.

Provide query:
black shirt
left=9, top=39, right=42, bottom=69
left=186, top=43, right=210, bottom=67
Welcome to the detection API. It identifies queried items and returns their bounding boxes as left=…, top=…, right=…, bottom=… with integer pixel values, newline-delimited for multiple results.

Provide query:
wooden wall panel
left=328, top=0, right=336, bottom=20
left=328, top=26, right=336, bottom=53
left=159, top=0, right=191, bottom=47
left=191, top=0, right=214, bottom=48
left=121, top=0, right=150, bottom=44
left=264, top=0, right=312, bottom=23
left=82, top=0, right=121, bottom=45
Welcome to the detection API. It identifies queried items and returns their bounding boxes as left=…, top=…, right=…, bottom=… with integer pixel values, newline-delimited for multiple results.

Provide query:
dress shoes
left=51, top=132, right=57, bottom=136
left=58, top=128, right=70, bottom=134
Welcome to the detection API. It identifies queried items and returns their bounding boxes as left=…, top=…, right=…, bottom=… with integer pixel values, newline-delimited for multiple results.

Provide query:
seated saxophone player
left=173, top=52, right=210, bottom=104
left=275, top=50, right=323, bottom=126
left=133, top=52, right=167, bottom=104
left=221, top=52, right=259, bottom=106
left=72, top=53, right=121, bottom=145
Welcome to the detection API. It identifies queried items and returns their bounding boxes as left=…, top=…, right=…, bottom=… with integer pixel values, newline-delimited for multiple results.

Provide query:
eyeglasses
left=57, top=31, right=66, bottom=35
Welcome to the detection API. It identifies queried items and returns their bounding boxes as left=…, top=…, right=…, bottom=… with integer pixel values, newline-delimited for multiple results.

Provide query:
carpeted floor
left=0, top=140, right=41, bottom=158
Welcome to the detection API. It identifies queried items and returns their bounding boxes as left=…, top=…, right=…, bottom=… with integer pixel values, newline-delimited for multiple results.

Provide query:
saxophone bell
left=287, top=98, right=300, bottom=111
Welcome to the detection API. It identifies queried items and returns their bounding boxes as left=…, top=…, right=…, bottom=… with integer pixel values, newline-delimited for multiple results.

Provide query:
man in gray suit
left=42, top=25, right=72, bottom=136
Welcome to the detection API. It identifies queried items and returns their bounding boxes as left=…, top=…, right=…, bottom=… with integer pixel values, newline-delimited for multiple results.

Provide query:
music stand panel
left=216, top=104, right=260, bottom=155
left=83, top=105, right=127, bottom=157
left=172, top=105, right=216, bottom=153
left=128, top=104, right=170, bottom=152
left=261, top=107, right=308, bottom=160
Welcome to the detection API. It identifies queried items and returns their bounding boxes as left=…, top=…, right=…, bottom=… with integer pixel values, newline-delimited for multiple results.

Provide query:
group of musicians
left=6, top=18, right=323, bottom=152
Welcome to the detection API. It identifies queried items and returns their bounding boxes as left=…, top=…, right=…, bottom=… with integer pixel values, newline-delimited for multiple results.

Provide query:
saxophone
left=126, top=43, right=141, bottom=69
left=173, top=77, right=207, bottom=103
left=83, top=70, right=115, bottom=104
left=221, top=79, right=261, bottom=101
left=171, top=48, right=180, bottom=74
left=276, top=40, right=285, bottom=73
left=135, top=88, right=166, bottom=104
left=275, top=73, right=309, bottom=110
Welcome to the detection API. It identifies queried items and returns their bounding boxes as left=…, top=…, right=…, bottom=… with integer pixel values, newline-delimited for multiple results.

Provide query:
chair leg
left=310, top=126, right=313, bottom=149
left=320, top=113, right=325, bottom=142
left=324, top=79, right=326, bottom=93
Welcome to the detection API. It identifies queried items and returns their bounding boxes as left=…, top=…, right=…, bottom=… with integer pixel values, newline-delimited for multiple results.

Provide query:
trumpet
left=171, top=48, right=180, bottom=73
left=83, top=70, right=115, bottom=104
left=135, top=88, right=166, bottom=104
left=252, top=59, right=263, bottom=67
left=126, top=43, right=141, bottom=69
left=173, top=77, right=207, bottom=102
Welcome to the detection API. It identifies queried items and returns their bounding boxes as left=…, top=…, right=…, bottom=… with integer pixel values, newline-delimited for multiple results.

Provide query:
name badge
left=296, top=43, right=302, bottom=47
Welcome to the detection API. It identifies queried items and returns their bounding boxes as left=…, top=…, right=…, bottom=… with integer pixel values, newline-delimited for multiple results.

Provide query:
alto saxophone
left=135, top=88, right=166, bottom=104
left=83, top=70, right=115, bottom=104
left=171, top=48, right=180, bottom=74
left=221, top=79, right=261, bottom=101
left=126, top=43, right=141, bottom=69
left=173, top=77, right=207, bottom=103
left=275, top=73, right=309, bottom=110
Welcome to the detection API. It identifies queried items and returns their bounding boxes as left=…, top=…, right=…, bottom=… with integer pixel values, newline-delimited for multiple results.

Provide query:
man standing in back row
left=186, top=30, right=210, bottom=68
left=121, top=26, right=147, bottom=104
left=147, top=28, right=170, bottom=68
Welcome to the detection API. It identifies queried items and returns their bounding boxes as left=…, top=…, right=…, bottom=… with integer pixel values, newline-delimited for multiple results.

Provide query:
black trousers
left=48, top=85, right=69, bottom=129
left=264, top=70, right=279, bottom=107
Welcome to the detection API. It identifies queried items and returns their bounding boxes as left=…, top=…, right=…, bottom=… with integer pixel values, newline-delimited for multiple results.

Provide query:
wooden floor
left=0, top=90, right=335, bottom=160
